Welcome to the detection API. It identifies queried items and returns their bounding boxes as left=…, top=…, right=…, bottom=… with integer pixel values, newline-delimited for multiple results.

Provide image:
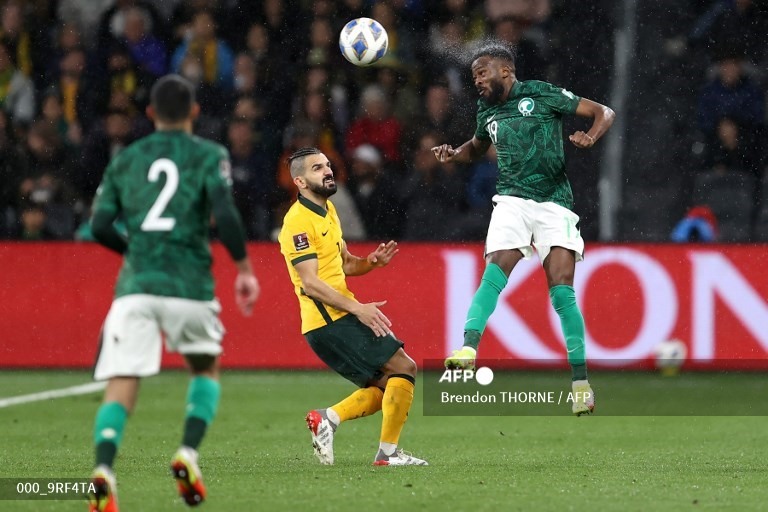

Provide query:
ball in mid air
left=339, top=17, right=388, bottom=66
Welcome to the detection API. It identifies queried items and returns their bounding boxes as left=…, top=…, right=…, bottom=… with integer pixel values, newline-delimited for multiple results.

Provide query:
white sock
left=325, top=408, right=341, bottom=427
left=378, top=442, right=397, bottom=456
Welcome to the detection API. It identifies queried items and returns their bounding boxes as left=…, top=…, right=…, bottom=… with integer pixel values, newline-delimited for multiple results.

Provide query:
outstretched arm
left=342, top=240, right=399, bottom=277
left=431, top=136, right=492, bottom=164
left=569, top=98, right=616, bottom=148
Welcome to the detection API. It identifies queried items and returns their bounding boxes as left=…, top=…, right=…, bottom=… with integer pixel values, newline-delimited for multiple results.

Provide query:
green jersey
left=474, top=80, right=581, bottom=209
left=92, top=130, right=236, bottom=300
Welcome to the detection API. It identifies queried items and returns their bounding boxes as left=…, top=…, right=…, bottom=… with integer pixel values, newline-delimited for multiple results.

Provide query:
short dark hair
left=288, top=147, right=321, bottom=178
left=150, top=75, right=195, bottom=123
left=471, top=42, right=516, bottom=65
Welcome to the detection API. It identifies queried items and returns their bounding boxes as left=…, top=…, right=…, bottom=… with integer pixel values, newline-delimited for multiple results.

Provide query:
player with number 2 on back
left=432, top=42, right=615, bottom=416
left=87, top=75, right=260, bottom=512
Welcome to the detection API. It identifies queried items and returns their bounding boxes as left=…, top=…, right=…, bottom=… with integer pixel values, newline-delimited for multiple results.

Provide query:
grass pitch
left=1, top=370, right=765, bottom=511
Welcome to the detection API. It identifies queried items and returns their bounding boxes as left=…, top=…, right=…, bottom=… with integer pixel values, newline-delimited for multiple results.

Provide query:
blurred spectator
left=300, top=89, right=344, bottom=155
left=43, top=23, right=82, bottom=87
left=228, top=94, right=281, bottom=166
left=94, top=44, right=152, bottom=115
left=348, top=144, right=402, bottom=240
left=0, top=40, right=34, bottom=126
left=15, top=201, right=57, bottom=240
left=56, top=46, right=90, bottom=128
left=121, top=6, right=167, bottom=77
left=226, top=116, right=273, bottom=239
left=671, top=205, right=718, bottom=242
left=16, top=120, right=80, bottom=238
left=233, top=52, right=256, bottom=96
left=244, top=23, right=270, bottom=67
left=56, top=0, right=113, bottom=47
left=375, top=56, right=420, bottom=128
left=305, top=16, right=344, bottom=70
left=425, top=18, right=469, bottom=99
left=0, top=109, right=22, bottom=237
left=485, top=0, right=551, bottom=24
left=691, top=143, right=756, bottom=241
left=0, top=1, right=35, bottom=77
left=371, top=2, right=417, bottom=70
left=433, top=0, right=487, bottom=42
left=466, top=144, right=498, bottom=210
left=258, top=0, right=301, bottom=64
left=697, top=54, right=765, bottom=135
left=39, top=89, right=82, bottom=147
left=243, top=23, right=295, bottom=131
left=345, top=85, right=403, bottom=165
left=409, top=81, right=471, bottom=153
left=494, top=16, right=547, bottom=80
left=689, top=0, right=768, bottom=63
left=170, top=0, right=224, bottom=44
left=171, top=9, right=234, bottom=93
left=303, top=63, right=349, bottom=136
left=78, top=108, right=137, bottom=200
left=338, top=0, right=365, bottom=20
left=97, top=0, right=165, bottom=50
left=399, top=132, right=465, bottom=240
left=704, top=117, right=759, bottom=177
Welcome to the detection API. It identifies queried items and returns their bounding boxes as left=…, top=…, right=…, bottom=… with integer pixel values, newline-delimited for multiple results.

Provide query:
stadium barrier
left=1, top=242, right=767, bottom=370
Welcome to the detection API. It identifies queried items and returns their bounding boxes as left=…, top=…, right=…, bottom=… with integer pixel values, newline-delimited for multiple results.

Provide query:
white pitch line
left=0, top=381, right=106, bottom=409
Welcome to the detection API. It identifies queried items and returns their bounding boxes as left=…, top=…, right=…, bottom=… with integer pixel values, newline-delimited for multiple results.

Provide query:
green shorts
left=304, top=313, right=404, bottom=387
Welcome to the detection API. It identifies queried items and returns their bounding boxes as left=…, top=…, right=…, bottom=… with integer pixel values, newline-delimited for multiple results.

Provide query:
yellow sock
left=380, top=375, right=415, bottom=446
left=329, top=386, right=384, bottom=423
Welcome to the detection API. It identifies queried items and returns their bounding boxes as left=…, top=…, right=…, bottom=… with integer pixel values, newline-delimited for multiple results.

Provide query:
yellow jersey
left=278, top=195, right=355, bottom=333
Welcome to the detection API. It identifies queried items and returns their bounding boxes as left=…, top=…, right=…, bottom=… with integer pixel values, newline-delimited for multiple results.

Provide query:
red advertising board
left=1, top=242, right=767, bottom=369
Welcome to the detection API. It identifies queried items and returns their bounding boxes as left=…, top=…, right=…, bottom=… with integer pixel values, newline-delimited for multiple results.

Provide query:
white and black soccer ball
left=339, top=18, right=388, bottom=66
left=653, top=339, right=687, bottom=376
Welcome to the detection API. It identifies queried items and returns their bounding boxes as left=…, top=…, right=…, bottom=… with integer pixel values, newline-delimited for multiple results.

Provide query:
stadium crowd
left=0, top=0, right=766, bottom=242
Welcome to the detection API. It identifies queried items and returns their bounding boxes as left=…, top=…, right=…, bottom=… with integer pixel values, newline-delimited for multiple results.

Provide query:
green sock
left=463, top=263, right=509, bottom=350
left=549, top=285, right=588, bottom=381
left=182, top=376, right=221, bottom=449
left=93, top=401, right=128, bottom=467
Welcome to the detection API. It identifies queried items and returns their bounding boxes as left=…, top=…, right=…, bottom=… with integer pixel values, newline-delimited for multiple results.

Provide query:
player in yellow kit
left=278, top=147, right=427, bottom=466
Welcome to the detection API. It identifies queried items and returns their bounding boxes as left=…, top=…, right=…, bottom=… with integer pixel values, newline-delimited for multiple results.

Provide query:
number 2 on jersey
left=141, top=158, right=178, bottom=231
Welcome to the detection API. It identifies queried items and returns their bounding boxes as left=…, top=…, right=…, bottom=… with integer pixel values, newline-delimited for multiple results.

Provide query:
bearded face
left=307, top=173, right=336, bottom=198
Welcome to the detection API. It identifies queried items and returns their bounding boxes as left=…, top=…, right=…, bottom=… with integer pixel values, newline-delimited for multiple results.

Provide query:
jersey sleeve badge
left=293, top=233, right=310, bottom=251
left=219, top=159, right=233, bottom=186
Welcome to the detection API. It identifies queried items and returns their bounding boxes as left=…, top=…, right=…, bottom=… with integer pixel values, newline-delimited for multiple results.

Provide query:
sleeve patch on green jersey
left=219, top=159, right=232, bottom=185
left=293, top=232, right=310, bottom=251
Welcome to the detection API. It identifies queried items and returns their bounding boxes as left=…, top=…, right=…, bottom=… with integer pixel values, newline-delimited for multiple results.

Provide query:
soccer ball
left=339, top=18, right=388, bottom=66
left=653, top=339, right=687, bottom=376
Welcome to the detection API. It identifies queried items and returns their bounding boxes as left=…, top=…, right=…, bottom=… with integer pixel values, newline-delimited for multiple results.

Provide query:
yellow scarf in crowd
left=0, top=30, right=31, bottom=76
left=190, top=39, right=218, bottom=84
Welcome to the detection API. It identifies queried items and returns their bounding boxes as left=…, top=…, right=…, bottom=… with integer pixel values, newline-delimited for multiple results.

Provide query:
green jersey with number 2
left=474, top=80, right=581, bottom=210
left=92, top=130, right=233, bottom=300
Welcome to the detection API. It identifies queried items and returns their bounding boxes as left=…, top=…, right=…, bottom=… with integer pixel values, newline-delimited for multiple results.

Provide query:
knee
left=391, top=352, right=417, bottom=379
left=548, top=270, right=574, bottom=287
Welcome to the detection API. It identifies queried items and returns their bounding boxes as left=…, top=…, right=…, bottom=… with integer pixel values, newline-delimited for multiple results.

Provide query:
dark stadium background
left=0, top=0, right=764, bottom=243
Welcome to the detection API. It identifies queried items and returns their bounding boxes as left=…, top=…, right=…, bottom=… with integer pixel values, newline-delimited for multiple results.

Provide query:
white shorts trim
left=485, top=195, right=585, bottom=263
left=94, top=295, right=225, bottom=380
